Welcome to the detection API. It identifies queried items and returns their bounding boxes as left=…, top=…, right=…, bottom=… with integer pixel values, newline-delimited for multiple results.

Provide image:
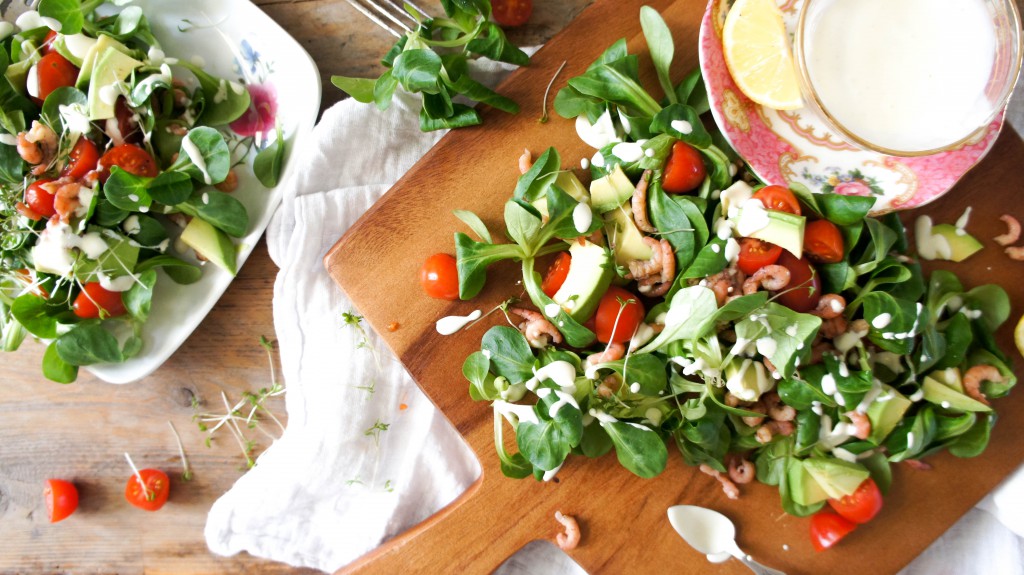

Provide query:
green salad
left=431, top=7, right=1017, bottom=535
left=0, top=0, right=283, bottom=382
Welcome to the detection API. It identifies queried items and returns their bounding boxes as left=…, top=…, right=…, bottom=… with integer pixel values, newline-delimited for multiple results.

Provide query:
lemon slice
left=1015, top=314, right=1024, bottom=359
left=722, top=0, right=803, bottom=110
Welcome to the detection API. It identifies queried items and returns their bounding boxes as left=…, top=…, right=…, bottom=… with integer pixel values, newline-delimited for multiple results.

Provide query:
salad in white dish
left=0, top=0, right=285, bottom=382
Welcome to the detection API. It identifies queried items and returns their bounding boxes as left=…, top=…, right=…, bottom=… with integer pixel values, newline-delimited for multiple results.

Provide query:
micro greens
left=168, top=420, right=194, bottom=481
left=344, top=312, right=383, bottom=396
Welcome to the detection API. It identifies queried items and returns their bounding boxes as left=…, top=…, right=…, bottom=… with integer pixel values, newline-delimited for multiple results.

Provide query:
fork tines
left=343, top=0, right=431, bottom=38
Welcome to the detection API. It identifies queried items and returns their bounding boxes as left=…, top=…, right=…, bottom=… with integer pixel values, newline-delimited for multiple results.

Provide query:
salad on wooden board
left=419, top=7, right=1018, bottom=550
left=0, top=0, right=285, bottom=383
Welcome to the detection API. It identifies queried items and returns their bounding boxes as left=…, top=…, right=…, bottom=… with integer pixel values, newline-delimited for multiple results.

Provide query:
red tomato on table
left=492, top=0, right=533, bottom=27
left=774, top=251, right=821, bottom=313
left=420, top=253, right=460, bottom=300
left=35, top=52, right=79, bottom=102
left=753, top=185, right=801, bottom=215
left=43, top=478, right=79, bottom=523
left=662, top=141, right=706, bottom=194
left=97, top=144, right=159, bottom=183
left=594, top=286, right=645, bottom=344
left=72, top=282, right=127, bottom=319
left=809, top=511, right=857, bottom=551
left=736, top=238, right=782, bottom=276
left=541, top=252, right=572, bottom=297
left=828, top=478, right=883, bottom=524
left=804, top=219, right=845, bottom=264
left=125, top=469, right=170, bottom=511
left=61, top=138, right=100, bottom=179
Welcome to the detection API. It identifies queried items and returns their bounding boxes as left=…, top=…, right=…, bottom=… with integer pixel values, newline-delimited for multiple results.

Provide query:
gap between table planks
left=323, top=0, right=1024, bottom=573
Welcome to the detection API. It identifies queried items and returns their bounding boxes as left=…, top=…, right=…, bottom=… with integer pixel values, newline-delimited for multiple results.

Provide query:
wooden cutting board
left=323, top=0, right=1024, bottom=572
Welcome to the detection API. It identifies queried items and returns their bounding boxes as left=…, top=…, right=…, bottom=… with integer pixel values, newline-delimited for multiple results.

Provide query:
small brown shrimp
left=845, top=411, right=871, bottom=440
left=811, top=294, right=847, bottom=320
left=1005, top=246, right=1024, bottom=261
left=849, top=319, right=870, bottom=334
left=755, top=420, right=795, bottom=444
left=700, top=464, right=740, bottom=499
left=53, top=181, right=83, bottom=222
left=631, top=170, right=657, bottom=233
left=727, top=456, right=755, bottom=485
left=994, top=214, right=1021, bottom=246
left=904, top=459, right=933, bottom=471
left=215, top=169, right=238, bottom=193
left=724, top=392, right=743, bottom=407
left=819, top=316, right=850, bottom=339
left=810, top=342, right=834, bottom=365
left=554, top=511, right=580, bottom=551
left=741, top=402, right=766, bottom=428
left=709, top=276, right=732, bottom=307
left=742, top=264, right=791, bottom=295
left=587, top=342, right=625, bottom=366
left=962, top=365, right=1004, bottom=406
left=518, top=148, right=533, bottom=175
left=17, top=121, right=58, bottom=171
left=769, top=403, right=796, bottom=422
left=509, top=307, right=563, bottom=349
left=635, top=238, right=675, bottom=297
left=596, top=374, right=622, bottom=398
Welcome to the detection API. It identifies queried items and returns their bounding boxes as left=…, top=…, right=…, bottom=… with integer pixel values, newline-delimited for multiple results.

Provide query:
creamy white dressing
left=735, top=199, right=771, bottom=236
left=588, top=408, right=618, bottom=424
left=955, top=206, right=973, bottom=235
left=541, top=461, right=563, bottom=482
left=214, top=79, right=229, bottom=104
left=713, top=217, right=734, bottom=240
left=629, top=323, right=655, bottom=351
left=98, top=272, right=136, bottom=292
left=31, top=221, right=78, bottom=276
left=99, top=83, right=128, bottom=107
left=229, top=81, right=246, bottom=95
left=572, top=202, right=592, bottom=234
left=26, top=64, right=39, bottom=98
left=0, top=133, right=18, bottom=146
left=536, top=387, right=580, bottom=418
left=147, top=47, right=167, bottom=66
left=611, top=142, right=644, bottom=163
left=493, top=400, right=539, bottom=425
left=723, top=237, right=740, bottom=263
left=105, top=117, right=125, bottom=145
left=629, top=382, right=641, bottom=393
left=871, top=313, right=892, bottom=329
left=182, top=133, right=213, bottom=185
left=575, top=110, right=621, bottom=149
left=909, top=388, right=925, bottom=402
left=435, top=309, right=482, bottom=335
left=527, top=361, right=577, bottom=393
left=591, top=152, right=606, bottom=168
left=670, top=119, right=693, bottom=134
left=755, top=337, right=777, bottom=358
left=122, top=215, right=142, bottom=235
left=59, top=103, right=92, bottom=135
left=63, top=34, right=98, bottom=60
left=915, top=216, right=952, bottom=260
left=719, top=181, right=754, bottom=216
left=580, top=157, right=590, bottom=170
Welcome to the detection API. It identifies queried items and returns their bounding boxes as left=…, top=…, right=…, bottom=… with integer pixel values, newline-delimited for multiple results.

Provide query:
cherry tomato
left=125, top=469, right=170, bottom=512
left=491, top=0, right=533, bottom=27
left=737, top=238, right=783, bottom=276
left=36, top=52, right=79, bottom=103
left=804, top=219, right=845, bottom=264
left=43, top=478, right=78, bottom=523
left=97, top=144, right=159, bottom=183
left=775, top=251, right=821, bottom=313
left=594, top=286, right=645, bottom=344
left=23, top=178, right=57, bottom=220
left=809, top=511, right=857, bottom=551
left=662, top=141, right=707, bottom=194
left=72, top=282, right=127, bottom=319
left=420, top=253, right=460, bottom=300
left=42, top=30, right=59, bottom=54
left=541, top=252, right=572, bottom=297
left=61, top=138, right=100, bottom=180
left=114, top=97, right=142, bottom=144
left=753, top=185, right=802, bottom=215
left=828, top=478, right=883, bottom=524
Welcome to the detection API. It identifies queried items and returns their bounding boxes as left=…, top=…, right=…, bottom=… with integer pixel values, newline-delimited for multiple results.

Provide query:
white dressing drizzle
left=493, top=400, right=539, bottom=425
left=572, top=201, right=592, bottom=234
left=671, top=119, right=693, bottom=134
left=182, top=132, right=213, bottom=184
left=435, top=309, right=482, bottom=335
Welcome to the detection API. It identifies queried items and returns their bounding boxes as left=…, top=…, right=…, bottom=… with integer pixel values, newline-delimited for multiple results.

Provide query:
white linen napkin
left=204, top=62, right=1024, bottom=574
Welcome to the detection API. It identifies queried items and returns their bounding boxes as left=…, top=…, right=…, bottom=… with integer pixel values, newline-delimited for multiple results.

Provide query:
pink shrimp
left=699, top=464, right=740, bottom=500
left=17, top=121, right=58, bottom=172
left=755, top=420, right=795, bottom=444
left=962, top=365, right=1004, bottom=406
left=1005, top=246, right=1024, bottom=261
left=638, top=238, right=676, bottom=297
left=819, top=316, right=850, bottom=339
left=742, top=264, right=791, bottom=295
left=53, top=180, right=83, bottom=222
left=631, top=170, right=657, bottom=233
left=554, top=511, right=580, bottom=551
left=518, top=148, right=533, bottom=175
left=904, top=459, right=933, bottom=471
left=509, top=307, right=563, bottom=349
left=994, top=214, right=1021, bottom=246
left=728, top=456, right=755, bottom=485
left=811, top=294, right=846, bottom=320
left=596, top=374, right=622, bottom=398
left=741, top=402, right=767, bottom=427
left=845, top=411, right=871, bottom=440
left=587, top=342, right=625, bottom=366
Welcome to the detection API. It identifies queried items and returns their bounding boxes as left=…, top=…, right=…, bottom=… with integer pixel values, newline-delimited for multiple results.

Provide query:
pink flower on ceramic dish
left=230, top=83, right=277, bottom=138
left=833, top=180, right=873, bottom=197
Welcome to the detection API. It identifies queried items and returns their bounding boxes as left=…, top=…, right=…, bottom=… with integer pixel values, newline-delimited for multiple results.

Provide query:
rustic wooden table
left=0, top=2, right=590, bottom=574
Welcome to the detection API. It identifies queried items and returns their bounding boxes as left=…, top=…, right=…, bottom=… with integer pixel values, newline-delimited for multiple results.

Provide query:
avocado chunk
left=551, top=239, right=613, bottom=321
left=180, top=218, right=237, bottom=275
left=53, top=33, right=97, bottom=68
left=724, top=358, right=772, bottom=402
left=931, top=367, right=964, bottom=393
left=603, top=201, right=652, bottom=267
left=802, top=457, right=870, bottom=499
left=921, top=375, right=992, bottom=412
left=531, top=171, right=590, bottom=220
left=788, top=458, right=829, bottom=506
left=731, top=206, right=805, bottom=258
left=76, top=34, right=133, bottom=89
left=590, top=165, right=635, bottom=213
left=87, top=48, right=143, bottom=120
left=865, top=385, right=912, bottom=444
left=930, top=224, right=983, bottom=262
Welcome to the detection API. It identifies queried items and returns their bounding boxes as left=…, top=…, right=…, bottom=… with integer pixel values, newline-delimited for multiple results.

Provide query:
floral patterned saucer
left=698, top=0, right=1006, bottom=214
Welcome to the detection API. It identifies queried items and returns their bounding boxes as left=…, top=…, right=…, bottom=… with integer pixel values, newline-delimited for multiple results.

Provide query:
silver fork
left=342, top=0, right=432, bottom=38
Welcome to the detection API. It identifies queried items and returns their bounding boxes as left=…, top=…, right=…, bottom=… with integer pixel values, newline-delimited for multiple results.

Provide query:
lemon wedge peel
left=722, top=0, right=804, bottom=111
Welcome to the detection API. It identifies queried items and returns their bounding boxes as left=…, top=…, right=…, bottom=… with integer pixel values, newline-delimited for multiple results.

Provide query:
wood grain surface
left=0, top=2, right=588, bottom=574
left=324, top=0, right=1024, bottom=573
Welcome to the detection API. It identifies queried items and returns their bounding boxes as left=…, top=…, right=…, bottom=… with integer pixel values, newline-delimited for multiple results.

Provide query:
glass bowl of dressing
left=794, top=0, right=1022, bottom=157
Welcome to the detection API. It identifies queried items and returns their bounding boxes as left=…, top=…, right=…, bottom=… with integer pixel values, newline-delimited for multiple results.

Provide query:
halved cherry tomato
left=24, top=178, right=57, bottom=220
left=810, top=511, right=857, bottom=551
left=804, top=219, right=845, bottom=264
left=125, top=469, right=170, bottom=512
left=662, top=141, right=707, bottom=194
left=541, top=252, right=572, bottom=297
left=72, top=282, right=127, bottom=319
left=595, top=286, right=645, bottom=344
left=420, top=253, right=460, bottom=300
left=775, top=251, right=821, bottom=313
left=43, top=478, right=78, bottom=523
left=97, top=143, right=159, bottom=183
left=492, top=0, right=533, bottom=27
left=35, top=52, right=79, bottom=103
left=41, top=30, right=59, bottom=54
left=737, top=238, right=783, bottom=275
left=61, top=138, right=100, bottom=179
left=753, top=185, right=802, bottom=215
left=114, top=97, right=141, bottom=144
left=828, top=478, right=883, bottom=524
